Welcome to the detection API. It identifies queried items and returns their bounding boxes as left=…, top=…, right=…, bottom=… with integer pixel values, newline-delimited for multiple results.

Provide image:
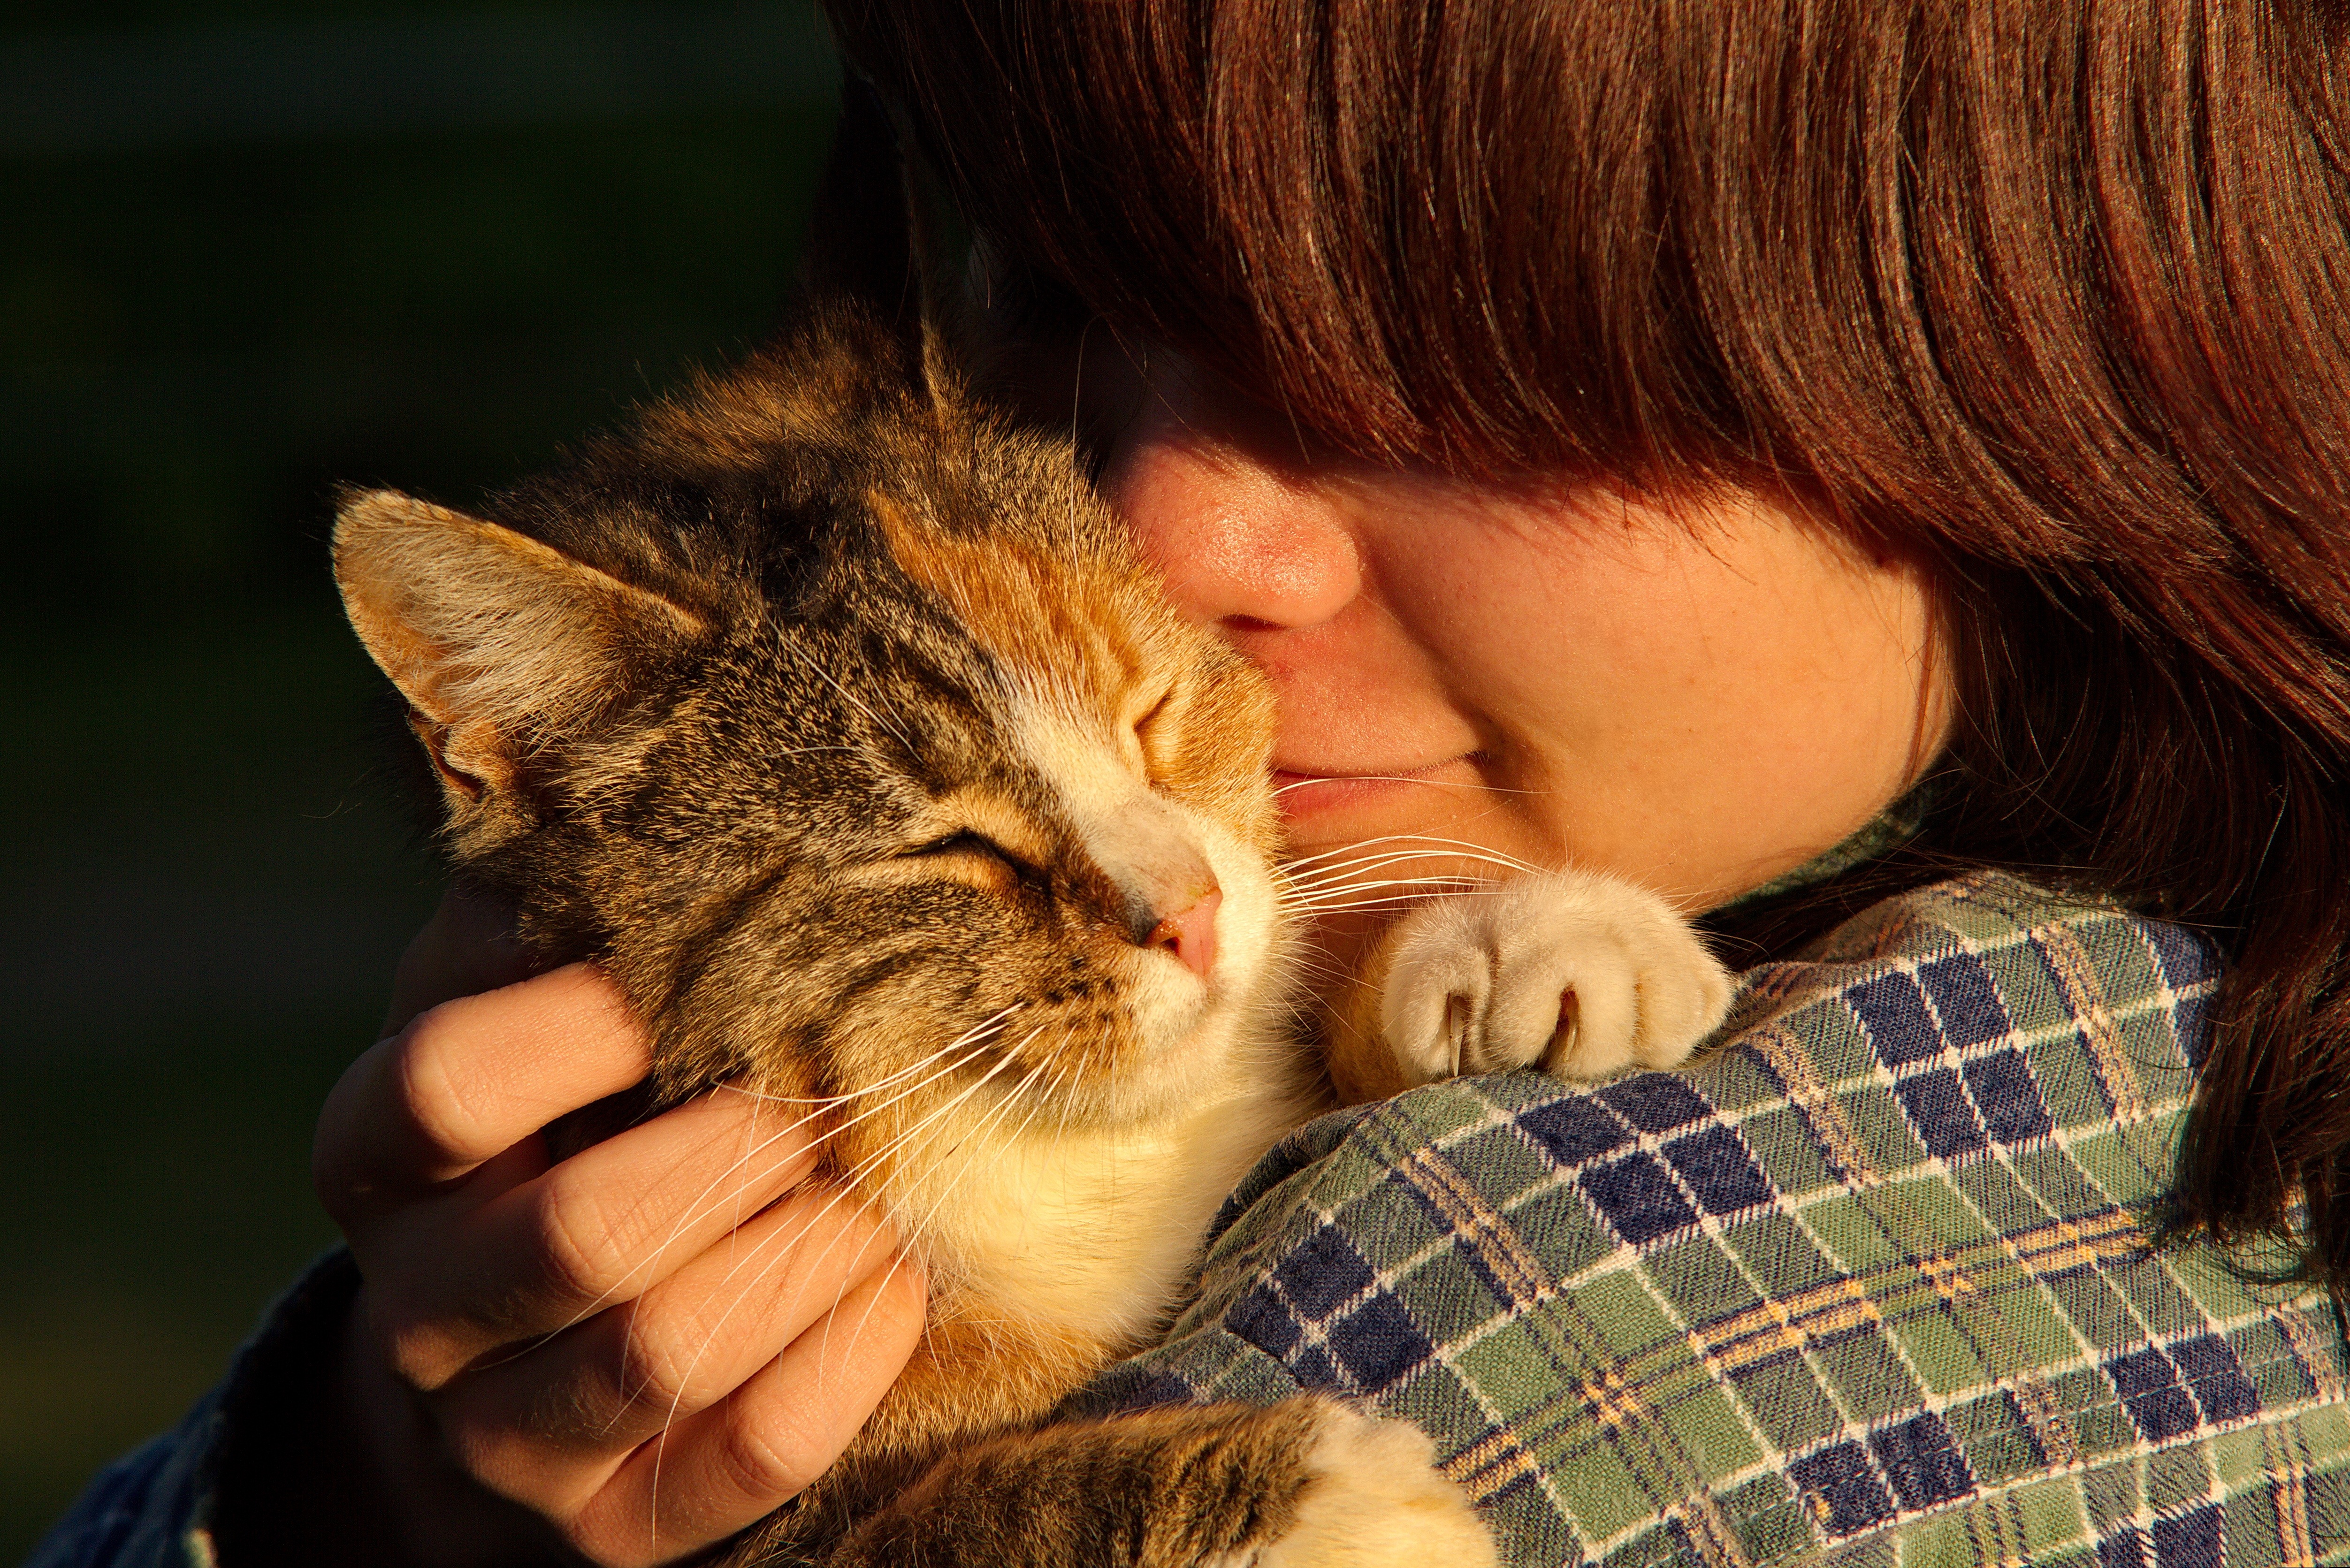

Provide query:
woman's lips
left=1268, top=756, right=1477, bottom=822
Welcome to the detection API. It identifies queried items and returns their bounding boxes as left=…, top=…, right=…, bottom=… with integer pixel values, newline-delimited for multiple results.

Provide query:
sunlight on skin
left=1096, top=352, right=1955, bottom=981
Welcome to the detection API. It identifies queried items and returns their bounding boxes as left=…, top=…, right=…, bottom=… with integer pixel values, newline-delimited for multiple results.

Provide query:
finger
left=316, top=964, right=650, bottom=1221
left=393, top=1091, right=827, bottom=1361
left=382, top=886, right=537, bottom=1037
left=571, top=1253, right=928, bottom=1565
left=444, top=1184, right=901, bottom=1482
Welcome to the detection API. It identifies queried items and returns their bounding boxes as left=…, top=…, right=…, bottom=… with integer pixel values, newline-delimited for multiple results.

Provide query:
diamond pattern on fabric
left=1228, top=1280, right=1302, bottom=1358
left=1868, top=1412, right=1974, bottom=1511
left=1327, top=1291, right=1432, bottom=1388
left=1961, top=1047, right=2054, bottom=1145
left=2171, top=1332, right=2261, bottom=1424
left=1660, top=1126, right=1773, bottom=1217
left=1519, top=1096, right=1632, bottom=1168
left=1789, top=1440, right=1893, bottom=1535
left=1917, top=953, right=2013, bottom=1047
left=1597, top=1073, right=1712, bottom=1133
left=1892, top=1066, right=1989, bottom=1160
left=2109, top=1347, right=2204, bottom=1442
left=1073, top=872, right=2350, bottom=1568
left=1846, top=971, right=1945, bottom=1066
left=2153, top=1505, right=2224, bottom=1568
left=1223, top=1218, right=1441, bottom=1400
left=1272, top=1224, right=1374, bottom=1317
left=1580, top=1151, right=1699, bottom=1244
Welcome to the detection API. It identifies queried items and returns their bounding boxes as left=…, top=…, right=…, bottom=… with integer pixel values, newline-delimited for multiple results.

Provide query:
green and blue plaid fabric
left=1076, top=872, right=2350, bottom=1566
left=35, top=873, right=2350, bottom=1566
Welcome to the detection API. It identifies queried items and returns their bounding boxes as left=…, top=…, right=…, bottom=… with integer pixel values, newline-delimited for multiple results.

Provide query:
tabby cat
left=332, top=89, right=1730, bottom=1567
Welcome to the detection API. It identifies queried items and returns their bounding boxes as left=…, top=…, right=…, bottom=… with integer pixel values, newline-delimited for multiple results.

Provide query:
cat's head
left=335, top=282, right=1289, bottom=1152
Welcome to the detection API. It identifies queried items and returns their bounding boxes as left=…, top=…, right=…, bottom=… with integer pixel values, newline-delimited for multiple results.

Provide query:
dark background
left=0, top=3, right=836, bottom=1549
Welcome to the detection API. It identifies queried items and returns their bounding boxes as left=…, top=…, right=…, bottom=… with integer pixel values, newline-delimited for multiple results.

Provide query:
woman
left=34, top=0, right=2350, bottom=1563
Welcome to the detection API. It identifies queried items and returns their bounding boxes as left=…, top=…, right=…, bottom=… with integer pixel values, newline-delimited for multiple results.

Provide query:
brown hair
left=824, top=0, right=2350, bottom=1290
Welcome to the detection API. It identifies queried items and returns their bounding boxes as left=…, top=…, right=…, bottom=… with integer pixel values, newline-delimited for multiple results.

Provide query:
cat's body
left=334, top=93, right=1730, bottom=1566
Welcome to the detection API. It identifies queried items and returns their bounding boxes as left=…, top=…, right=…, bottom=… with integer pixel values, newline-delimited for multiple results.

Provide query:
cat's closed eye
left=905, top=828, right=1017, bottom=863
left=900, top=829, right=1041, bottom=888
left=1127, top=689, right=1175, bottom=780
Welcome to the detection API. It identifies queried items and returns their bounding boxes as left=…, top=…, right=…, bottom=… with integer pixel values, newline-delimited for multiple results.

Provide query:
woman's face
left=1095, top=355, right=1953, bottom=915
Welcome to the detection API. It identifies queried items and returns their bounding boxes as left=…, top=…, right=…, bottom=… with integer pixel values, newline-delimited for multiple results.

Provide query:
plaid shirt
left=1074, top=872, right=2350, bottom=1566
left=34, top=874, right=2350, bottom=1565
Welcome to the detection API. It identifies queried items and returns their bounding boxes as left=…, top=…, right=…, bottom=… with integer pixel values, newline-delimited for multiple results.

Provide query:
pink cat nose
left=1147, top=889, right=1221, bottom=979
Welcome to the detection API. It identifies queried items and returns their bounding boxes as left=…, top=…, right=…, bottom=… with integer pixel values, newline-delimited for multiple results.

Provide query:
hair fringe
left=831, top=0, right=2350, bottom=1295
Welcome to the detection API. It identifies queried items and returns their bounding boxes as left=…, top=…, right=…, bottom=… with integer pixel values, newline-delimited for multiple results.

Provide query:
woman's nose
left=1102, top=365, right=1363, bottom=632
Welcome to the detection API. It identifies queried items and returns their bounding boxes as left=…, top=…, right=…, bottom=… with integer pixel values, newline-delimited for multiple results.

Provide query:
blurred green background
left=0, top=3, right=835, bottom=1550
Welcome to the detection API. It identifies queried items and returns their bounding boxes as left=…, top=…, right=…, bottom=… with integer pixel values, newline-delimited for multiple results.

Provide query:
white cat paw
left=1380, top=869, right=1734, bottom=1083
left=1251, top=1403, right=1496, bottom=1568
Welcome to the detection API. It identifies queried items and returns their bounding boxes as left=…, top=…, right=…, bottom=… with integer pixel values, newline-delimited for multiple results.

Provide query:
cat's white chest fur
left=892, top=1070, right=1311, bottom=1345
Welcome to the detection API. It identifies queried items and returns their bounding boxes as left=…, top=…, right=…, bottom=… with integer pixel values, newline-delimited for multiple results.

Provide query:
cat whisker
left=701, top=1027, right=1045, bottom=1308
left=863, top=1052, right=1072, bottom=1368
left=714, top=1028, right=1048, bottom=1323
left=710, top=1084, right=859, bottom=1107
left=1276, top=832, right=1469, bottom=870
left=1267, top=772, right=1552, bottom=797
left=1280, top=852, right=1530, bottom=892
left=1066, top=314, right=1104, bottom=558
left=779, top=638, right=922, bottom=755
left=1279, top=850, right=1490, bottom=887
left=1288, top=860, right=1485, bottom=893
left=715, top=1012, right=1023, bottom=1163
left=764, top=1042, right=1069, bottom=1417
left=1294, top=893, right=1511, bottom=917
left=1287, top=874, right=1495, bottom=904
left=1381, top=836, right=1549, bottom=875
left=1276, top=831, right=1522, bottom=868
left=1278, top=834, right=1549, bottom=878
left=617, top=1024, right=1009, bottom=1271
left=508, top=1015, right=1033, bottom=1369
left=479, top=1113, right=847, bottom=1370
left=1289, top=872, right=1497, bottom=897
left=633, top=1031, right=1047, bottom=1492
left=635, top=1178, right=904, bottom=1551
left=1283, top=954, right=1378, bottom=993
left=1278, top=866, right=1487, bottom=899
left=832, top=1047, right=1071, bottom=1379
left=1291, top=896, right=1520, bottom=922
left=1283, top=868, right=1492, bottom=902
left=816, top=1240, right=925, bottom=1419
left=712, top=1004, right=1028, bottom=1105
left=827, top=1029, right=1044, bottom=1190
left=879, top=1037, right=1065, bottom=1229
left=870, top=1043, right=1059, bottom=1254
left=1283, top=871, right=1521, bottom=904
left=897, top=1044, right=1066, bottom=1232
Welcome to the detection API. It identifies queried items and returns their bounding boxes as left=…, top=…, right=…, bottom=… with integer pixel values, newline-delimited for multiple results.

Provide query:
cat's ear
left=332, top=487, right=709, bottom=800
left=798, top=73, right=954, bottom=405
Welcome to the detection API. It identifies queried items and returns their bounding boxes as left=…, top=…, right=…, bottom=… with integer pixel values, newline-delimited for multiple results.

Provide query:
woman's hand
left=311, top=891, right=926, bottom=1567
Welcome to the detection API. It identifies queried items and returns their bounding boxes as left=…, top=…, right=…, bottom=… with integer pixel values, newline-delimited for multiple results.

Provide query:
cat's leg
left=797, top=1398, right=1494, bottom=1568
left=1367, top=869, right=1734, bottom=1088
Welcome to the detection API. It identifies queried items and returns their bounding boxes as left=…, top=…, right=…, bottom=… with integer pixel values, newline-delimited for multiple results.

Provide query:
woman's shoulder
left=1178, top=869, right=2228, bottom=1295
left=1084, top=873, right=2350, bottom=1568
left=1704, top=866, right=2223, bottom=1157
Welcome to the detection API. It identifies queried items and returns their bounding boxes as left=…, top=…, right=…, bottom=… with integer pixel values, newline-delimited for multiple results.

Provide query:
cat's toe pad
left=1380, top=869, right=1733, bottom=1083
left=1251, top=1402, right=1496, bottom=1568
